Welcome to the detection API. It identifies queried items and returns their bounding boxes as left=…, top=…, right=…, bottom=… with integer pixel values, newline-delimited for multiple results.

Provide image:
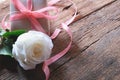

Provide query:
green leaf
left=3, top=30, right=26, bottom=38
left=0, top=46, right=13, bottom=57
left=0, top=29, right=26, bottom=57
left=2, top=30, right=27, bottom=48
left=3, top=39, right=14, bottom=50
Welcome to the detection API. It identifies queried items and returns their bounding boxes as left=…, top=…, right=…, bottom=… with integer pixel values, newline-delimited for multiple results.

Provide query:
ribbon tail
left=46, top=24, right=72, bottom=65
left=42, top=23, right=72, bottom=80
left=42, top=62, right=50, bottom=80
left=51, top=28, right=61, bottom=39
left=1, top=14, right=10, bottom=30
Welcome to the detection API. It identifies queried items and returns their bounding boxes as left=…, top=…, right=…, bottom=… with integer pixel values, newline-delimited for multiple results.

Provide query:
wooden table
left=0, top=0, right=120, bottom=80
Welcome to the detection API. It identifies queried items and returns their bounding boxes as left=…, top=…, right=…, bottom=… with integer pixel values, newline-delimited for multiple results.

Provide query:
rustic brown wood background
left=0, top=0, right=120, bottom=80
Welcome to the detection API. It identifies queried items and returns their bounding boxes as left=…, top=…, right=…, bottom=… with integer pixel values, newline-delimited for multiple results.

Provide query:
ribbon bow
left=10, top=0, right=57, bottom=33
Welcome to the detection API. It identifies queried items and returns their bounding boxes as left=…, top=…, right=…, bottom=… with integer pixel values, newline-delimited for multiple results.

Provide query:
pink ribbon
left=1, top=0, right=77, bottom=80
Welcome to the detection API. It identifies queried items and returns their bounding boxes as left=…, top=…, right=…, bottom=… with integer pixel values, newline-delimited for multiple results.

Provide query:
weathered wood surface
left=50, top=0, right=120, bottom=80
left=0, top=0, right=120, bottom=80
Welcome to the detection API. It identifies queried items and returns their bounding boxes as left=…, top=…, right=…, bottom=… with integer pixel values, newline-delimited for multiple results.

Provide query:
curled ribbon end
left=42, top=62, right=50, bottom=80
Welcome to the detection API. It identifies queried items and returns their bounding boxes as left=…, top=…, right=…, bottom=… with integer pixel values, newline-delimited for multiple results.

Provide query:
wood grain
left=50, top=0, right=120, bottom=80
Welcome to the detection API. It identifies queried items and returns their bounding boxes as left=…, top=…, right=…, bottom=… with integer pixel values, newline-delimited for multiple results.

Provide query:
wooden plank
left=49, top=0, right=117, bottom=71
left=50, top=0, right=120, bottom=80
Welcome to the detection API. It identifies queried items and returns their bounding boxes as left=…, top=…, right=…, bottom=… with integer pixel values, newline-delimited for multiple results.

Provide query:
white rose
left=12, top=31, right=53, bottom=70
